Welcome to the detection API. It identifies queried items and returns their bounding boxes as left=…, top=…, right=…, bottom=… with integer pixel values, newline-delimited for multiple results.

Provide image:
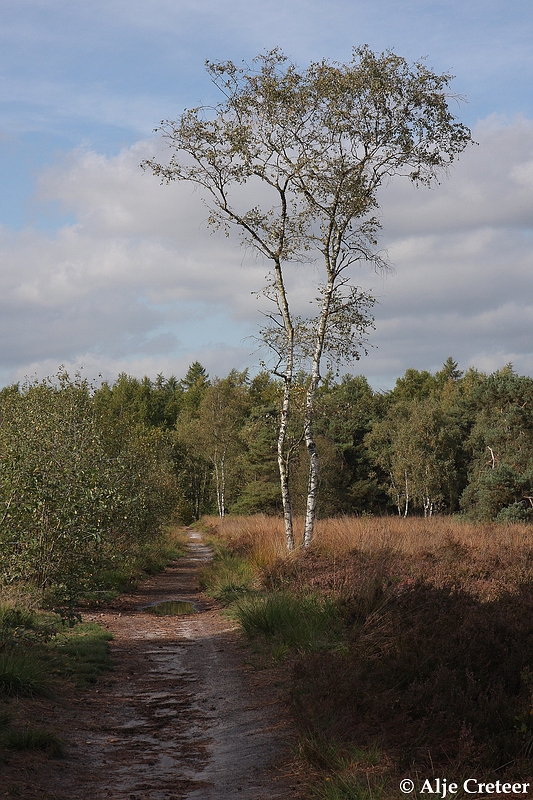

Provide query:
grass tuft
left=200, top=547, right=257, bottom=604
left=2, top=726, right=65, bottom=757
left=0, top=650, right=53, bottom=698
left=232, top=591, right=342, bottom=651
left=0, top=602, right=37, bottom=631
left=49, top=622, right=113, bottom=687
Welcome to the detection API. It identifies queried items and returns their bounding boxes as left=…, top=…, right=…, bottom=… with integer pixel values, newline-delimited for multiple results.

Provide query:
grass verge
left=231, top=591, right=343, bottom=651
left=0, top=598, right=113, bottom=767
left=48, top=621, right=113, bottom=688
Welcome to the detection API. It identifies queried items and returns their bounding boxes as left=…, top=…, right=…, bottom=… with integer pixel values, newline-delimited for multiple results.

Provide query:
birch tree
left=143, top=46, right=471, bottom=548
left=196, top=375, right=249, bottom=518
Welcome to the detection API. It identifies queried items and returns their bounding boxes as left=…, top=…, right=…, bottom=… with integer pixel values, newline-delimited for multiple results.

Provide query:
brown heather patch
left=206, top=515, right=533, bottom=601
left=206, top=515, right=533, bottom=786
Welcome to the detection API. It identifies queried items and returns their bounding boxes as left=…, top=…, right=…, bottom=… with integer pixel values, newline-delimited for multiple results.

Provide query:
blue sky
left=1, top=0, right=533, bottom=388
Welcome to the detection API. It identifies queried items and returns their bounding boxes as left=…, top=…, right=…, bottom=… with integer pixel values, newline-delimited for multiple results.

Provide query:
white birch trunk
left=302, top=275, right=335, bottom=548
left=220, top=445, right=226, bottom=518
left=273, top=260, right=295, bottom=552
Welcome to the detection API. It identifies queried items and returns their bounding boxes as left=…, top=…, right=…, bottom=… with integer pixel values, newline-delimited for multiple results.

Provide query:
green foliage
left=0, top=370, right=179, bottom=602
left=461, top=370, right=533, bottom=520
left=232, top=591, right=342, bottom=651
left=0, top=590, right=112, bottom=713
left=94, top=372, right=184, bottom=429
left=367, top=394, right=462, bottom=516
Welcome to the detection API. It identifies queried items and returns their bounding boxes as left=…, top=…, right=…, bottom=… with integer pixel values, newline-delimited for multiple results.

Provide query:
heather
left=204, top=515, right=533, bottom=796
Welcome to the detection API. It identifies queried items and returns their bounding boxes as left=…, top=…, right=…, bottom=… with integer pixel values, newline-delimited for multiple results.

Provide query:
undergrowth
left=203, top=515, right=533, bottom=798
left=231, top=591, right=343, bottom=651
left=40, top=525, right=188, bottom=608
left=1, top=725, right=66, bottom=757
left=199, top=543, right=257, bottom=603
left=0, top=592, right=113, bottom=765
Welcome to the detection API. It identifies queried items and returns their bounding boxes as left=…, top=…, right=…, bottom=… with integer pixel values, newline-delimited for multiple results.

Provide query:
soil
left=0, top=531, right=305, bottom=800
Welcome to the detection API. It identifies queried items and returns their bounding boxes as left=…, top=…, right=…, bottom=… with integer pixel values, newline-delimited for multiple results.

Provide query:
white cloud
left=1, top=115, right=533, bottom=388
left=357, top=116, right=533, bottom=386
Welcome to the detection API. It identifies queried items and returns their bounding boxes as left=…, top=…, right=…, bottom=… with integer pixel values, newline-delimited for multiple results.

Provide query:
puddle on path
left=144, top=599, right=196, bottom=615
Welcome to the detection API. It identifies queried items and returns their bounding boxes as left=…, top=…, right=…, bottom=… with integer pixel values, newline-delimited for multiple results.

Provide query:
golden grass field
left=204, top=513, right=533, bottom=555
left=203, top=514, right=533, bottom=593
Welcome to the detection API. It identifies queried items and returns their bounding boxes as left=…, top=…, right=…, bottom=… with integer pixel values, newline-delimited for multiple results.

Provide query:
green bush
left=0, top=371, right=179, bottom=603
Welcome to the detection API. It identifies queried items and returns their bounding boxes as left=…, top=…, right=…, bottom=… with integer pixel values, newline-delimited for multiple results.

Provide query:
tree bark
left=303, top=275, right=335, bottom=548
left=275, top=264, right=295, bottom=552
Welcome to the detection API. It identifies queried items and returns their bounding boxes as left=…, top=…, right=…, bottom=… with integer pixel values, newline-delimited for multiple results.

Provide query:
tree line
left=91, top=357, right=533, bottom=525
left=1, top=357, right=532, bottom=597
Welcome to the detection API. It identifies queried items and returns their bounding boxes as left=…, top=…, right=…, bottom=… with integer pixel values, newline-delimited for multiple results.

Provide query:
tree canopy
left=144, top=47, right=472, bottom=548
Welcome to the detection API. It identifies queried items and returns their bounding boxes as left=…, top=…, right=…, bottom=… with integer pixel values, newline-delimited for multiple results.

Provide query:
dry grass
left=205, top=514, right=533, bottom=558
left=201, top=514, right=290, bottom=566
left=202, top=515, right=533, bottom=601
left=205, top=513, right=533, bottom=787
left=313, top=515, right=533, bottom=555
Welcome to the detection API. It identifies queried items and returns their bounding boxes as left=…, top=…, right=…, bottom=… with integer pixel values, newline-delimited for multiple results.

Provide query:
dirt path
left=1, top=531, right=303, bottom=800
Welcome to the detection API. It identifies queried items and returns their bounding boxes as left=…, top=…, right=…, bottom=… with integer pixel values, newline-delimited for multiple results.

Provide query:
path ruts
left=1, top=531, right=300, bottom=800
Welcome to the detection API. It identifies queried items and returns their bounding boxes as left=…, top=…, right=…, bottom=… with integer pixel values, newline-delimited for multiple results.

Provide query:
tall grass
left=207, top=514, right=533, bottom=562
left=0, top=650, right=53, bottom=698
left=2, top=726, right=65, bottom=757
left=204, top=514, right=533, bottom=795
left=199, top=547, right=257, bottom=603
left=201, top=514, right=290, bottom=566
left=205, top=515, right=533, bottom=602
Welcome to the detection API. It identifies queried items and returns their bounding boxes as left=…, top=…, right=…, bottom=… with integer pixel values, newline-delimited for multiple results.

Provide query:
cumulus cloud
left=1, top=115, right=533, bottom=388
left=360, top=115, right=533, bottom=386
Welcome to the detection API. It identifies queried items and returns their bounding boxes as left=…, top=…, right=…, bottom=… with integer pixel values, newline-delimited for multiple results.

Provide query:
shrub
left=0, top=371, right=179, bottom=602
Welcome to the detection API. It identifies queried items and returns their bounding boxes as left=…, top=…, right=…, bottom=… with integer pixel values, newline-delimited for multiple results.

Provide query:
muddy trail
left=2, top=532, right=303, bottom=800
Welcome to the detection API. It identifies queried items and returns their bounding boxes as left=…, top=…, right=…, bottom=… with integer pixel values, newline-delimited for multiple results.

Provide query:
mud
left=0, top=531, right=302, bottom=800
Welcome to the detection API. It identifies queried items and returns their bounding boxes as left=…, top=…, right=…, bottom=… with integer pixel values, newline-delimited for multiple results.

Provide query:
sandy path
left=0, top=531, right=302, bottom=800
